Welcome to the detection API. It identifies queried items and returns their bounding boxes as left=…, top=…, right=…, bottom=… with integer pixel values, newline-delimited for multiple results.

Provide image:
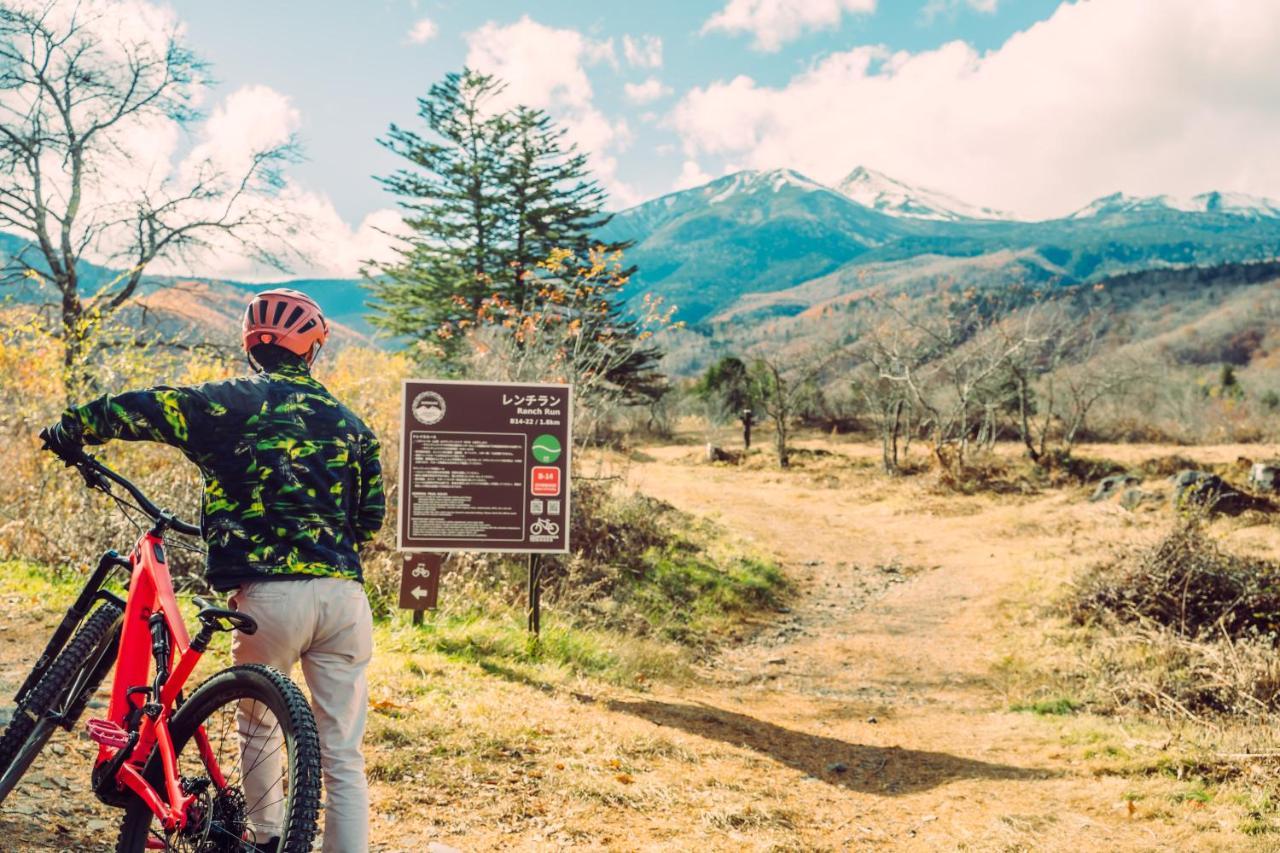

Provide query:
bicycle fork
left=14, top=551, right=127, bottom=721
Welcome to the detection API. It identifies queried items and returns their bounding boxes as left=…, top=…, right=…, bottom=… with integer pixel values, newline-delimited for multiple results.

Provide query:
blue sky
left=171, top=0, right=1063, bottom=224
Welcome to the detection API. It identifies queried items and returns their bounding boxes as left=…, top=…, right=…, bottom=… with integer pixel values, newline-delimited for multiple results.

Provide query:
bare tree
left=749, top=345, right=843, bottom=469
left=998, top=300, right=1079, bottom=462
left=1058, top=355, right=1141, bottom=448
left=0, top=3, right=298, bottom=394
left=998, top=302, right=1143, bottom=459
left=853, top=367, right=914, bottom=473
left=864, top=292, right=1027, bottom=473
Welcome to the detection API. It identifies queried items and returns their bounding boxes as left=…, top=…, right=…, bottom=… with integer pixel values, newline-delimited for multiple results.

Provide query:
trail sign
left=398, top=380, right=572, bottom=554
left=398, top=552, right=442, bottom=611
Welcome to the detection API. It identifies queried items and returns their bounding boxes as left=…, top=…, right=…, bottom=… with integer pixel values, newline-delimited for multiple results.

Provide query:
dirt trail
left=616, top=443, right=1248, bottom=850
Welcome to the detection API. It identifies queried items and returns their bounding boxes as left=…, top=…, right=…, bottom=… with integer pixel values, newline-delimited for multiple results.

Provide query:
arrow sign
left=398, top=553, right=442, bottom=611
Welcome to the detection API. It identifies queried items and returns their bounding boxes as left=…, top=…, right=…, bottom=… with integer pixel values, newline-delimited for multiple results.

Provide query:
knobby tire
left=0, top=602, right=123, bottom=805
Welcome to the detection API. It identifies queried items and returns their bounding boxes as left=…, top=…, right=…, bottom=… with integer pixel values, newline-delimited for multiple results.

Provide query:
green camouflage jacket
left=60, top=361, right=385, bottom=591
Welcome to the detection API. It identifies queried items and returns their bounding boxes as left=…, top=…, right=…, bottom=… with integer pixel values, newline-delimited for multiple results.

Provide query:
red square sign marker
left=531, top=466, right=561, bottom=496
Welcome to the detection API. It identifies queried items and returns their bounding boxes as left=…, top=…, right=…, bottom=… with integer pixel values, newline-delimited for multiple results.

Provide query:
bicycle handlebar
left=40, top=429, right=202, bottom=537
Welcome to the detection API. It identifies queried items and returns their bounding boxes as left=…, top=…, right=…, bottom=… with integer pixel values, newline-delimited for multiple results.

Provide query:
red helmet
left=242, top=288, right=329, bottom=365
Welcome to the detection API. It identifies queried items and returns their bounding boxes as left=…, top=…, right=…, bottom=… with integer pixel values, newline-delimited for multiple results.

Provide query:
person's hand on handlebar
left=39, top=422, right=85, bottom=464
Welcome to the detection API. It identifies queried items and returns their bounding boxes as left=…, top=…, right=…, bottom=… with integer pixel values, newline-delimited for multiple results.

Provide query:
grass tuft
left=1010, top=697, right=1082, bottom=716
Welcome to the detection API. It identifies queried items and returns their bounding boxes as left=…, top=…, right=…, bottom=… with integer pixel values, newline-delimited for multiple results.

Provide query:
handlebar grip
left=38, top=426, right=84, bottom=464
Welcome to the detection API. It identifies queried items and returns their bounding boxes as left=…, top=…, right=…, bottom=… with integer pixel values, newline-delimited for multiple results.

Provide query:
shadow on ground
left=607, top=698, right=1052, bottom=795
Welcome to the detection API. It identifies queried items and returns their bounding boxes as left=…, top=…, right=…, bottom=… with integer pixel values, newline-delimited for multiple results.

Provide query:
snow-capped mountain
left=835, top=166, right=1009, bottom=221
left=599, top=168, right=907, bottom=322
left=603, top=166, right=1280, bottom=325
left=704, top=168, right=833, bottom=203
left=1070, top=190, right=1280, bottom=220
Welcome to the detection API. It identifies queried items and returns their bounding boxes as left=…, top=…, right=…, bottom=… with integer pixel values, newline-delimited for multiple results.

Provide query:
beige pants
left=229, top=577, right=373, bottom=853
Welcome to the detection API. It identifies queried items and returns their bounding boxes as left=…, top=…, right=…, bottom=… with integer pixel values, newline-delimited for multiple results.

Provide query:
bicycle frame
left=94, top=526, right=220, bottom=834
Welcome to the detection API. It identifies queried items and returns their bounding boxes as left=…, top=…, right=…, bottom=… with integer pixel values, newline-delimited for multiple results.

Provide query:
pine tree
left=369, top=69, right=660, bottom=401
left=501, top=106, right=622, bottom=309
left=367, top=70, right=511, bottom=345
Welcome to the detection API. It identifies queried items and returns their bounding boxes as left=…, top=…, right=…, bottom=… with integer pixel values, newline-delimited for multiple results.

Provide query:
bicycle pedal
left=86, top=718, right=129, bottom=749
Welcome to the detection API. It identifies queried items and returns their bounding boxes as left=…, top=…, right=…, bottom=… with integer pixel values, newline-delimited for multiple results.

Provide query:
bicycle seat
left=192, top=597, right=258, bottom=635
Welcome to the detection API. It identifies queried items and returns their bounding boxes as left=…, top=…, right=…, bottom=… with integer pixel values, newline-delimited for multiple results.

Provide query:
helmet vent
left=271, top=300, right=287, bottom=325
left=297, top=318, right=317, bottom=333
left=284, top=305, right=305, bottom=329
left=257, top=299, right=268, bottom=323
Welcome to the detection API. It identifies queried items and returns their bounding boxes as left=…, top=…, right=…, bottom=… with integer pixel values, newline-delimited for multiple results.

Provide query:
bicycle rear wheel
left=115, top=663, right=321, bottom=853
left=0, top=601, right=123, bottom=805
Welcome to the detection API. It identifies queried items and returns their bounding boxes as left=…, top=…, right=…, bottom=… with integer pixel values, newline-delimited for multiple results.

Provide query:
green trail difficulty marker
left=532, top=434, right=562, bottom=463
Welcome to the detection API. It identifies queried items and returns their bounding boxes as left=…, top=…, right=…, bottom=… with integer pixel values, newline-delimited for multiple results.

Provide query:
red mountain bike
left=0, top=436, right=321, bottom=852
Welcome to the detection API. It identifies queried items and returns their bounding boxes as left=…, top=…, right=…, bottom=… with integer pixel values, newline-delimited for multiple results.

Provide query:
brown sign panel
left=398, top=380, right=572, bottom=553
left=398, top=552, right=442, bottom=610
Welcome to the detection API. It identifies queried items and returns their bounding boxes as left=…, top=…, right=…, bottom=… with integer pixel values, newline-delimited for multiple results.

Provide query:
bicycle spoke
left=241, top=725, right=285, bottom=780
left=138, top=692, right=294, bottom=851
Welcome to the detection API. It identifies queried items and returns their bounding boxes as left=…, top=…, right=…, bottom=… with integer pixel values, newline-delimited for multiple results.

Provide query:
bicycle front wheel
left=0, top=601, right=122, bottom=805
left=115, top=664, right=321, bottom=853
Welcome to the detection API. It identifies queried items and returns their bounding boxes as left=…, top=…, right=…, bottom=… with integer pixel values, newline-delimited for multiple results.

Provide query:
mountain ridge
left=608, top=167, right=1280, bottom=324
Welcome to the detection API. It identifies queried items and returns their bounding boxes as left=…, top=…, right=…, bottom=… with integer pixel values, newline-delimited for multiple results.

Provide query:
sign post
left=397, top=380, right=572, bottom=633
left=527, top=553, right=542, bottom=634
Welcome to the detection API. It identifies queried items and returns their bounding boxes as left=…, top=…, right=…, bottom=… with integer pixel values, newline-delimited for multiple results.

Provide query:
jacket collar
left=265, top=360, right=312, bottom=379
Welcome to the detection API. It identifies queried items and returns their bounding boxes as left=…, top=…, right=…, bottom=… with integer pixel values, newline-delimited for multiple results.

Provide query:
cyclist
left=42, top=288, right=384, bottom=853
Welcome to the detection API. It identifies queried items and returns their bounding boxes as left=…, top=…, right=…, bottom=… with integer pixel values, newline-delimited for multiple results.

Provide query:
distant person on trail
left=42, top=288, right=385, bottom=853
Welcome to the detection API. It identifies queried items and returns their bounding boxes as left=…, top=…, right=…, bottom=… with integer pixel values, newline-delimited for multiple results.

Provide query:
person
left=42, top=288, right=384, bottom=853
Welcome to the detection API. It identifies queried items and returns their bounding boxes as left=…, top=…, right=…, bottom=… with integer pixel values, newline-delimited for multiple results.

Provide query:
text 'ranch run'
left=504, top=394, right=564, bottom=425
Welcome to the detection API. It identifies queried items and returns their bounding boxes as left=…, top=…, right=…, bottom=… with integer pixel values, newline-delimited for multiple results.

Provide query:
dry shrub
left=0, top=321, right=232, bottom=579
left=1033, top=450, right=1127, bottom=487
left=1068, top=516, right=1280, bottom=640
left=932, top=451, right=1037, bottom=495
left=1136, top=454, right=1211, bottom=478
left=1066, top=516, right=1280, bottom=718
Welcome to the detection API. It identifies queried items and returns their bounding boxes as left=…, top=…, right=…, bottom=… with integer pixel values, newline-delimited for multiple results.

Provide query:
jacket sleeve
left=354, top=432, right=386, bottom=543
left=61, top=385, right=217, bottom=456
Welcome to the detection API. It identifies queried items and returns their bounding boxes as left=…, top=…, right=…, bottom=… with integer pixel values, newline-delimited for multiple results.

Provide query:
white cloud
left=624, top=78, right=673, bottom=104
left=407, top=18, right=438, bottom=44
left=673, top=0, right=1280, bottom=219
left=163, top=86, right=402, bottom=279
left=466, top=16, right=600, bottom=109
left=183, top=85, right=300, bottom=179
left=586, top=37, right=619, bottom=69
left=192, top=197, right=406, bottom=281
left=622, top=35, right=663, bottom=69
left=674, top=160, right=713, bottom=191
left=702, top=0, right=876, bottom=52
left=466, top=16, right=639, bottom=207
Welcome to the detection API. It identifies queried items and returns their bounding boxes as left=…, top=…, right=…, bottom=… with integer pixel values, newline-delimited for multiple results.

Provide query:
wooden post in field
left=527, top=553, right=542, bottom=635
